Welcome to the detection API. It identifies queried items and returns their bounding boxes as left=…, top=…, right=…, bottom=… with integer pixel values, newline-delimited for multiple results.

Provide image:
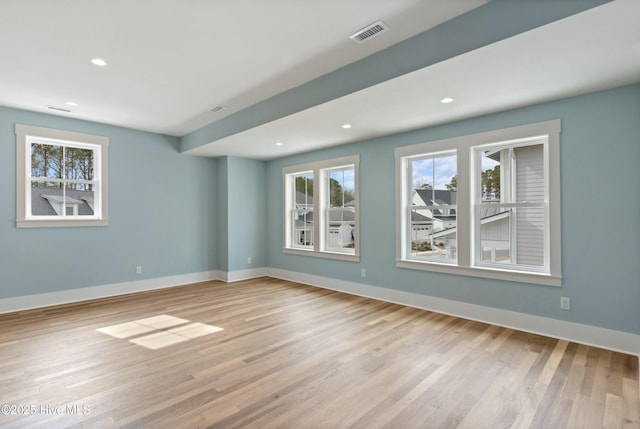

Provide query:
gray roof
left=328, top=210, right=354, bottom=222
left=296, top=191, right=313, bottom=207
left=415, top=189, right=457, bottom=206
left=31, top=187, right=95, bottom=216
left=415, top=189, right=456, bottom=219
left=411, top=211, right=431, bottom=223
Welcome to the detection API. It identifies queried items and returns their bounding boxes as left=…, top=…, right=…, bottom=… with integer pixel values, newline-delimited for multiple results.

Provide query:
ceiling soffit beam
left=180, top=0, right=611, bottom=155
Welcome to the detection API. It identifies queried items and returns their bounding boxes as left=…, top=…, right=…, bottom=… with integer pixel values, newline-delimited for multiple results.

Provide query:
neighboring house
left=410, top=189, right=458, bottom=258
left=293, top=191, right=355, bottom=248
left=31, top=187, right=95, bottom=217
left=294, top=191, right=314, bottom=245
left=413, top=188, right=457, bottom=227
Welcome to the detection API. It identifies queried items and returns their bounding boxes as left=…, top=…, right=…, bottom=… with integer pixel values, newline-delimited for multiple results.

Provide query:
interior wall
left=216, top=157, right=229, bottom=272
left=1, top=84, right=637, bottom=338
left=226, top=157, right=267, bottom=272
left=265, top=84, right=640, bottom=335
left=0, top=106, right=218, bottom=300
left=214, top=156, right=267, bottom=273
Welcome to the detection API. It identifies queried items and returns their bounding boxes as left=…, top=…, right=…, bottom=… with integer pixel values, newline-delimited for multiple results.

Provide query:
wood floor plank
left=0, top=278, right=637, bottom=429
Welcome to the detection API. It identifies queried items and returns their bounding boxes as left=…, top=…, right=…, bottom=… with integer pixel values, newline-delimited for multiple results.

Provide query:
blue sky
left=481, top=152, right=500, bottom=171
left=411, top=153, right=501, bottom=190
left=329, top=167, right=355, bottom=192
left=411, top=155, right=456, bottom=190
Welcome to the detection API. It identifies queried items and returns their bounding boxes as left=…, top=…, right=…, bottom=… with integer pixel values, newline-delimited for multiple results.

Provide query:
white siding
left=514, top=145, right=544, bottom=266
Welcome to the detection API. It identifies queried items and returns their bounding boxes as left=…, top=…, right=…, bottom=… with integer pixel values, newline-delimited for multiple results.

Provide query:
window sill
left=396, top=259, right=561, bottom=287
left=17, top=218, right=109, bottom=228
left=284, top=247, right=360, bottom=263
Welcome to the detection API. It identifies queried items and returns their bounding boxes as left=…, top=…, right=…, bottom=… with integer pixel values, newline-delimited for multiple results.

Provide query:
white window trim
left=405, top=150, right=459, bottom=265
left=283, top=155, right=360, bottom=262
left=395, top=120, right=561, bottom=287
left=16, top=124, right=109, bottom=228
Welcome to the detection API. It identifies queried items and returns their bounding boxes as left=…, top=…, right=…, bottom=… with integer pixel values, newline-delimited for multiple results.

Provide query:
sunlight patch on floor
left=97, top=315, right=223, bottom=349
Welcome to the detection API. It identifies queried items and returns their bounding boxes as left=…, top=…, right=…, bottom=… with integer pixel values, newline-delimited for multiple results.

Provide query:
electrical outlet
left=247, top=257, right=252, bottom=264
left=361, top=268, right=367, bottom=278
left=136, top=266, right=142, bottom=275
left=560, top=296, right=570, bottom=310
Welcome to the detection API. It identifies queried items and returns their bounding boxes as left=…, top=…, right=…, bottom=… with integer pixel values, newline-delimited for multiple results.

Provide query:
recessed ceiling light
left=275, top=142, right=284, bottom=146
left=65, top=101, right=78, bottom=107
left=91, top=58, right=107, bottom=66
left=440, top=97, right=454, bottom=104
left=341, top=124, right=352, bottom=129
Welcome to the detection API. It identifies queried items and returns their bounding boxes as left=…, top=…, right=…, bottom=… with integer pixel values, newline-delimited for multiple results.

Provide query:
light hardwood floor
left=0, top=277, right=637, bottom=429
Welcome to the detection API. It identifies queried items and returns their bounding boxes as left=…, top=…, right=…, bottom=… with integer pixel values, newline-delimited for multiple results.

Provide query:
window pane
left=479, top=150, right=501, bottom=202
left=479, top=206, right=545, bottom=267
left=30, top=181, right=95, bottom=216
left=476, top=142, right=546, bottom=269
left=293, top=173, right=314, bottom=248
left=66, top=183, right=95, bottom=216
left=327, top=167, right=356, bottom=251
left=514, top=144, right=544, bottom=203
left=293, top=209, right=314, bottom=247
left=328, top=168, right=354, bottom=208
left=295, top=174, right=313, bottom=205
left=31, top=143, right=63, bottom=179
left=479, top=144, right=544, bottom=203
left=479, top=206, right=511, bottom=264
left=411, top=155, right=457, bottom=193
left=31, top=181, right=62, bottom=216
left=410, top=154, right=457, bottom=262
left=514, top=206, right=545, bottom=266
left=65, top=147, right=94, bottom=182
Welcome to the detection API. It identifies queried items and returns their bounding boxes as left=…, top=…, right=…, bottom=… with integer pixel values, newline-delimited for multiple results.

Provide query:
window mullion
left=314, top=168, right=322, bottom=253
left=457, top=145, right=471, bottom=268
left=405, top=157, right=414, bottom=260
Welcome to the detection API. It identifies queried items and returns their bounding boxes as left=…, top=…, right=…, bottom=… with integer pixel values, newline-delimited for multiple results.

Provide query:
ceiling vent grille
left=210, top=105, right=225, bottom=113
left=350, top=21, right=389, bottom=43
left=47, top=105, right=72, bottom=113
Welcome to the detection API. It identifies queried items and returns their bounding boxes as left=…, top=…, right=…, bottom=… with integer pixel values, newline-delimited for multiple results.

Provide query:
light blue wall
left=265, top=84, right=640, bottom=335
left=216, top=157, right=229, bottom=272
left=0, top=106, right=218, bottom=299
left=2, top=85, right=637, bottom=336
left=226, top=157, right=267, bottom=271
left=215, top=156, right=267, bottom=272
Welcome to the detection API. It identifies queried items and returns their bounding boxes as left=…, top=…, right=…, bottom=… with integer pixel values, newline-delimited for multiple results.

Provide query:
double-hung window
left=406, top=151, right=458, bottom=263
left=284, top=155, right=359, bottom=261
left=396, top=120, right=561, bottom=286
left=16, top=124, right=109, bottom=228
left=473, top=138, right=548, bottom=272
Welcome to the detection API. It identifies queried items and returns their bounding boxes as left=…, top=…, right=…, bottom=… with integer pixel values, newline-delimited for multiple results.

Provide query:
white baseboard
left=0, top=267, right=266, bottom=315
left=0, top=270, right=221, bottom=314
left=219, top=268, right=268, bottom=283
left=267, top=268, right=640, bottom=359
left=3, top=266, right=638, bottom=363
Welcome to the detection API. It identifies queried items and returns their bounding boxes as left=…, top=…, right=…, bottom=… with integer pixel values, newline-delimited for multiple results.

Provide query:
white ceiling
left=1, top=0, right=638, bottom=161
left=0, top=0, right=485, bottom=136
left=186, top=0, right=640, bottom=159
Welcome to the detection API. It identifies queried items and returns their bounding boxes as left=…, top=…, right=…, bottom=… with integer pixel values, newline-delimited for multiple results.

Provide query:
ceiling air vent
left=350, top=21, right=389, bottom=43
left=47, top=105, right=72, bottom=113
left=210, top=105, right=225, bottom=113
